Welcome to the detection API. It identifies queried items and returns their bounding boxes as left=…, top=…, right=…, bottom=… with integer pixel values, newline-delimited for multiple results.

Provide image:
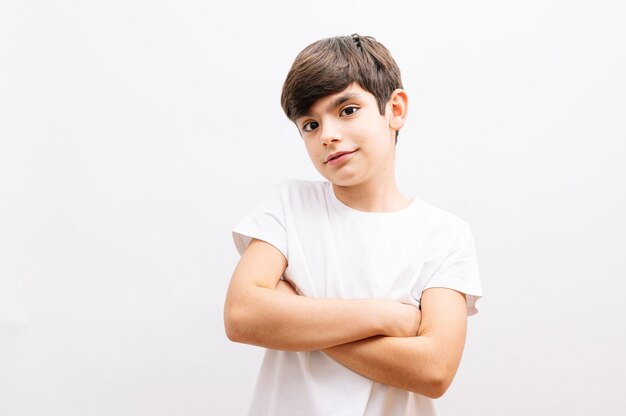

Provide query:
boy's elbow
left=410, top=338, right=462, bottom=398
left=224, top=300, right=249, bottom=343
left=409, top=362, right=455, bottom=399
left=223, top=307, right=238, bottom=342
left=420, top=376, right=450, bottom=399
left=224, top=284, right=262, bottom=343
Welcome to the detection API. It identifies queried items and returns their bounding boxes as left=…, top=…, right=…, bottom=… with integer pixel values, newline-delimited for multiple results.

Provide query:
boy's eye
left=302, top=121, right=319, bottom=132
left=340, top=106, right=359, bottom=116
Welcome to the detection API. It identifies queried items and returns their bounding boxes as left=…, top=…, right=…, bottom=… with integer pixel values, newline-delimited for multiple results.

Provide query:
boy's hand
left=391, top=302, right=422, bottom=337
left=275, top=279, right=299, bottom=295
left=273, top=279, right=421, bottom=337
left=227, top=238, right=424, bottom=350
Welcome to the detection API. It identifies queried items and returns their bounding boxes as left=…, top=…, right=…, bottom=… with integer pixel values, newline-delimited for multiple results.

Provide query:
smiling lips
left=325, top=150, right=357, bottom=166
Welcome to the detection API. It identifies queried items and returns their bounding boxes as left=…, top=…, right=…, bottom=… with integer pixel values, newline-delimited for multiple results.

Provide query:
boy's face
left=295, top=83, right=405, bottom=188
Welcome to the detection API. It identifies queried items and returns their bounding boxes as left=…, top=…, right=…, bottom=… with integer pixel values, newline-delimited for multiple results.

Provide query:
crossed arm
left=224, top=238, right=468, bottom=398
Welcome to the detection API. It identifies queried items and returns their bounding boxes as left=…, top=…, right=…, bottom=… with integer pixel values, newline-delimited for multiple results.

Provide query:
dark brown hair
left=281, top=34, right=403, bottom=142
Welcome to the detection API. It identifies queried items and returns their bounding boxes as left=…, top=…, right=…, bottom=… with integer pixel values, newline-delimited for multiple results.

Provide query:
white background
left=1, top=1, right=625, bottom=415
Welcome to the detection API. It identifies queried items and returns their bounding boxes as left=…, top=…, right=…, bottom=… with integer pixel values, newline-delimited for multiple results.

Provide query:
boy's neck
left=331, top=178, right=412, bottom=213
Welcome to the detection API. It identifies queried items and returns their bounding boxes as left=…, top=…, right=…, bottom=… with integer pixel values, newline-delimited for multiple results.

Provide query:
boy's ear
left=387, top=88, right=408, bottom=131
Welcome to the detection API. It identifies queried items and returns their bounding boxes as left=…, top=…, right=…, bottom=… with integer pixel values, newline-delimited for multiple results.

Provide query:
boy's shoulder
left=416, top=198, right=470, bottom=230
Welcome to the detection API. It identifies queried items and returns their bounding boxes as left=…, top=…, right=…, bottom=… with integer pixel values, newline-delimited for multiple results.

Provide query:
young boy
left=224, top=34, right=483, bottom=415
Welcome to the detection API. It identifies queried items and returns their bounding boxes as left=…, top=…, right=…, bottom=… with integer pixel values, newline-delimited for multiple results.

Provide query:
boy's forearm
left=268, top=280, right=455, bottom=398
left=226, top=285, right=418, bottom=352
left=322, top=336, right=446, bottom=398
left=322, top=288, right=468, bottom=399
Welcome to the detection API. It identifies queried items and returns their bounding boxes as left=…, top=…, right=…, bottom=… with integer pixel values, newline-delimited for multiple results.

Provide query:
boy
left=224, top=34, right=482, bottom=415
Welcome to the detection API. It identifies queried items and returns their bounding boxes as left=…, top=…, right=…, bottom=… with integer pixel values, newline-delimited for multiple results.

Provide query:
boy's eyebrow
left=326, top=92, right=361, bottom=113
left=300, top=92, right=361, bottom=119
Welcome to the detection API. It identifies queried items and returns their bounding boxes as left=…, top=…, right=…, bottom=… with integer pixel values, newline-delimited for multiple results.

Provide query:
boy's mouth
left=326, top=150, right=356, bottom=163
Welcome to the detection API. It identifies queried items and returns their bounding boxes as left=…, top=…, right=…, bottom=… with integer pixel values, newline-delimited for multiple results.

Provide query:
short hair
left=281, top=34, right=403, bottom=142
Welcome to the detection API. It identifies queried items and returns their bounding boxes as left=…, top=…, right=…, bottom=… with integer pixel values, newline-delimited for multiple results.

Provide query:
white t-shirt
left=232, top=179, right=483, bottom=416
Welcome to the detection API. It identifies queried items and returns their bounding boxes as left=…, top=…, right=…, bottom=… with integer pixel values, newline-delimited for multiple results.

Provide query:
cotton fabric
left=232, top=179, right=483, bottom=416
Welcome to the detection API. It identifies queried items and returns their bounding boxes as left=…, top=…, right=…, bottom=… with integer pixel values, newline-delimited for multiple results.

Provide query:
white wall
left=1, top=0, right=625, bottom=414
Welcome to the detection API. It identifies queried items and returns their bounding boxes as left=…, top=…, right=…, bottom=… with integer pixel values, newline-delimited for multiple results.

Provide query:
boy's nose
left=319, top=123, right=342, bottom=145
left=321, top=135, right=341, bottom=146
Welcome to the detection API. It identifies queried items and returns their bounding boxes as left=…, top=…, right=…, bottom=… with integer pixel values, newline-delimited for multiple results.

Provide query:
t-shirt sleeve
left=232, top=183, right=288, bottom=260
left=423, top=223, right=483, bottom=316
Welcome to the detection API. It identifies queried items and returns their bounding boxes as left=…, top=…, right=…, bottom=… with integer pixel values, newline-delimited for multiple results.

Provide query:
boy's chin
left=317, top=173, right=362, bottom=188
left=312, top=163, right=366, bottom=187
